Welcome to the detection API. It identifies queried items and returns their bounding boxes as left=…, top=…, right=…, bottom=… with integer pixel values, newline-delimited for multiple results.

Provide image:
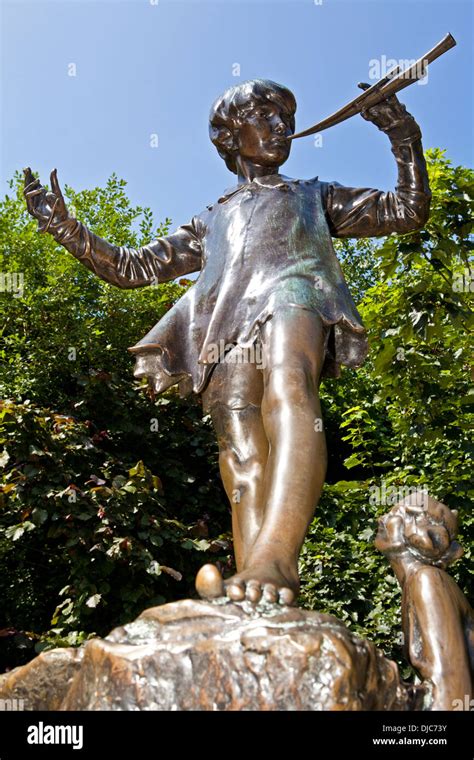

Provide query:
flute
left=288, top=33, right=457, bottom=141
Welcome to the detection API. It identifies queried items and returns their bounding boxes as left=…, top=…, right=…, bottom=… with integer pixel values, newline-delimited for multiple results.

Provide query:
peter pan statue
left=24, top=78, right=431, bottom=606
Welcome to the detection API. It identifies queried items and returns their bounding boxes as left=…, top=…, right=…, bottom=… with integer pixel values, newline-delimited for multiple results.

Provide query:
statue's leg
left=200, top=350, right=267, bottom=572
left=221, top=307, right=328, bottom=606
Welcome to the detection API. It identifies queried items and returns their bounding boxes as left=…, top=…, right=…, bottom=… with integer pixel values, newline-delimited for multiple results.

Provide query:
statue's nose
left=133, top=354, right=151, bottom=379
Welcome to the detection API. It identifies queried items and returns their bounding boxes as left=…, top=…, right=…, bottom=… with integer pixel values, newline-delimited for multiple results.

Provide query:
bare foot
left=224, top=560, right=299, bottom=606
left=195, top=560, right=299, bottom=606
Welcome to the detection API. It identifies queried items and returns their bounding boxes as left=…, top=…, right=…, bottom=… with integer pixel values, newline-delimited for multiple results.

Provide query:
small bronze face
left=235, top=102, right=293, bottom=168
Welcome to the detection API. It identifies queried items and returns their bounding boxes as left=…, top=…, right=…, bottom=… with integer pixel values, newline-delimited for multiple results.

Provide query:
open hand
left=24, top=168, right=69, bottom=233
left=357, top=83, right=411, bottom=132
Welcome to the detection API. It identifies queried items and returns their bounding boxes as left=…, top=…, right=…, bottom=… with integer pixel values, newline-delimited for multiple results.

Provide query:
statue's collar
left=217, top=173, right=294, bottom=203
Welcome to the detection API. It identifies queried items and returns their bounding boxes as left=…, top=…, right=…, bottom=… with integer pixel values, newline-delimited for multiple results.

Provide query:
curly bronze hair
left=209, top=79, right=296, bottom=175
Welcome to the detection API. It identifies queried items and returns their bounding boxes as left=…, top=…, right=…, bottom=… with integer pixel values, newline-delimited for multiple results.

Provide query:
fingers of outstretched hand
left=23, top=167, right=37, bottom=189
left=23, top=168, right=68, bottom=228
left=25, top=186, right=43, bottom=200
left=24, top=175, right=42, bottom=197
left=50, top=168, right=67, bottom=215
left=50, top=169, right=63, bottom=199
left=24, top=186, right=45, bottom=217
left=23, top=168, right=44, bottom=216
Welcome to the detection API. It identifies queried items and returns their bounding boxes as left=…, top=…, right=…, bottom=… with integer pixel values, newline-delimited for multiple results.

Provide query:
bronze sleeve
left=48, top=217, right=202, bottom=289
left=321, top=126, right=431, bottom=239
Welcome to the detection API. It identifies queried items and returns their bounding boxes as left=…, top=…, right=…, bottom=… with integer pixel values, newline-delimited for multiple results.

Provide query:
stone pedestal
left=0, top=599, right=424, bottom=711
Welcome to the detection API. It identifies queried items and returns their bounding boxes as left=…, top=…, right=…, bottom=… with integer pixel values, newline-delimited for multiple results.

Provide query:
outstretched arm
left=24, top=169, right=202, bottom=289
left=321, top=88, right=431, bottom=238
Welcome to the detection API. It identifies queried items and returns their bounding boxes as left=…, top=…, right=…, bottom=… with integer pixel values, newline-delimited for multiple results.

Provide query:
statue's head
left=375, top=493, right=464, bottom=569
left=209, top=79, right=296, bottom=175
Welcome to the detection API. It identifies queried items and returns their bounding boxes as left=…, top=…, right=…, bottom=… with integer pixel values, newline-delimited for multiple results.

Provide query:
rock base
left=0, top=599, right=425, bottom=711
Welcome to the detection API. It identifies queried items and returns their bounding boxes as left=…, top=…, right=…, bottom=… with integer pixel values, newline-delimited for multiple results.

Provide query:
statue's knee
left=218, top=447, right=264, bottom=485
left=264, top=365, right=317, bottom=407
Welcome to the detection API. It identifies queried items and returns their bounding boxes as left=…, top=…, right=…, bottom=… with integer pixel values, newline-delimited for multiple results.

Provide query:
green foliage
left=0, top=397, right=228, bottom=622
left=0, top=151, right=472, bottom=677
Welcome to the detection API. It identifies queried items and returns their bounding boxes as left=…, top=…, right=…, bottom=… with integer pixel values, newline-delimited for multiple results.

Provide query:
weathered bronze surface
left=24, top=76, right=431, bottom=606
left=0, top=600, right=422, bottom=711
left=0, top=648, right=81, bottom=711
left=376, top=494, right=474, bottom=710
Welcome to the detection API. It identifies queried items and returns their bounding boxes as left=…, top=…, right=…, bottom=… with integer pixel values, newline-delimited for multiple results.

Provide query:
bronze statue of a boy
left=24, top=78, right=431, bottom=606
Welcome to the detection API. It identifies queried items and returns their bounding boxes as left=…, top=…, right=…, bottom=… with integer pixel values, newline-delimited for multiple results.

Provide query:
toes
left=279, top=586, right=296, bottom=606
left=217, top=574, right=297, bottom=607
left=245, top=581, right=263, bottom=604
left=262, top=583, right=278, bottom=604
left=225, top=582, right=245, bottom=602
left=195, top=563, right=223, bottom=600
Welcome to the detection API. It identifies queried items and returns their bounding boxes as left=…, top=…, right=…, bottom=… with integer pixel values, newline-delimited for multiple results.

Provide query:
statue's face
left=235, top=100, right=293, bottom=168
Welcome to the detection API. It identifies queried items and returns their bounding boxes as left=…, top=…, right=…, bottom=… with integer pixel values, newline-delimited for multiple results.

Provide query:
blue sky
left=1, top=0, right=472, bottom=232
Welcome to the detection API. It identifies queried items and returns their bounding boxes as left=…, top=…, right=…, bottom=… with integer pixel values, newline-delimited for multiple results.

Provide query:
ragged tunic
left=51, top=135, right=430, bottom=397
